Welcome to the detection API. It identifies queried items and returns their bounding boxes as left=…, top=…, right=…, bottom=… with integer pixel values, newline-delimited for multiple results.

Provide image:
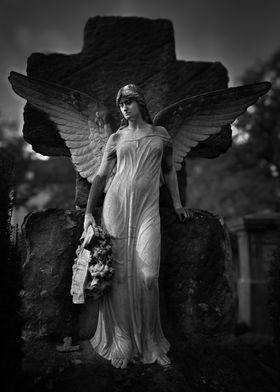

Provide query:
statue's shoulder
left=152, top=125, right=171, bottom=140
left=109, top=130, right=122, bottom=144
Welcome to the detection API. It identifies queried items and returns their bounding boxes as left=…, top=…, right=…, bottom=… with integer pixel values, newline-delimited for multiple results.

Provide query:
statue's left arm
left=161, top=136, right=191, bottom=222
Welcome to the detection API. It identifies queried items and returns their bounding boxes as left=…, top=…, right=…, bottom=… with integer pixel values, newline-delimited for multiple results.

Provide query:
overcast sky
left=1, top=0, right=280, bottom=123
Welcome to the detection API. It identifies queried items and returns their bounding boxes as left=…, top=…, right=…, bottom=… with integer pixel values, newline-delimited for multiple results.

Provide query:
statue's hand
left=84, top=213, right=97, bottom=232
left=174, top=207, right=194, bottom=223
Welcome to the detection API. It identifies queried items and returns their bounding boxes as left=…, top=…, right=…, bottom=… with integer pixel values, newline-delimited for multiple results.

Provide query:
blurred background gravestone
left=229, top=212, right=280, bottom=334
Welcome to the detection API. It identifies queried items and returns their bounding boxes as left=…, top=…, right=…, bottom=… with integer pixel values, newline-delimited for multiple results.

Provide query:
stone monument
left=16, top=16, right=237, bottom=342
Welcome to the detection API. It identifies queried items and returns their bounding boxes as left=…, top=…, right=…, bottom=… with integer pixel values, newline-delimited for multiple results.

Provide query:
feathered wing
left=154, top=82, right=271, bottom=170
left=8, top=71, right=117, bottom=183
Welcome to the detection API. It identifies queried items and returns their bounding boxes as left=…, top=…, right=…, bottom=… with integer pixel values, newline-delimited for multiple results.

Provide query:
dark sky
left=1, top=0, right=280, bottom=123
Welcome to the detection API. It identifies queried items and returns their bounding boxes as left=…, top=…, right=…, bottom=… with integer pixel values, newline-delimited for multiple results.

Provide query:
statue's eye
left=120, top=99, right=132, bottom=107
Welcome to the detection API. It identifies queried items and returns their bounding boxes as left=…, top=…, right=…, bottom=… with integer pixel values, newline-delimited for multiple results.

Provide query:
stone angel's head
left=116, top=84, right=152, bottom=128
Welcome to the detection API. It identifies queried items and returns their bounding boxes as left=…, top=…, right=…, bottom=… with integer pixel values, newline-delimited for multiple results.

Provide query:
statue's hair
left=116, top=84, right=153, bottom=128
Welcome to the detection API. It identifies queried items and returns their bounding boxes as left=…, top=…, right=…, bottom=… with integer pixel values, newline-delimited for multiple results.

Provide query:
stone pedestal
left=228, top=212, right=280, bottom=334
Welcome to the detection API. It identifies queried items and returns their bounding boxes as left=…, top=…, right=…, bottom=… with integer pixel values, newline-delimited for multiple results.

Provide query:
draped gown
left=90, top=130, right=170, bottom=363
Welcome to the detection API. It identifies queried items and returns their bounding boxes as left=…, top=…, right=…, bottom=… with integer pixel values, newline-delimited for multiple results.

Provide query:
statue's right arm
left=84, top=134, right=117, bottom=231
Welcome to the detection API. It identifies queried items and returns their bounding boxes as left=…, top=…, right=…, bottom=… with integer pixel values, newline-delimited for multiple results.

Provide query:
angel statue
left=9, top=72, right=270, bottom=368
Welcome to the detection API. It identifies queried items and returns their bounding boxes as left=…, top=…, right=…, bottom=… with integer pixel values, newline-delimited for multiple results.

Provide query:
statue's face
left=119, top=98, right=141, bottom=121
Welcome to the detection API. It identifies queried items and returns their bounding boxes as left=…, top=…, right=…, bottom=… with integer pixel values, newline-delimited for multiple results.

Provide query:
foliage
left=187, top=50, right=280, bottom=219
left=18, top=156, right=76, bottom=210
left=0, top=115, right=76, bottom=214
left=187, top=151, right=279, bottom=220
left=235, top=50, right=280, bottom=177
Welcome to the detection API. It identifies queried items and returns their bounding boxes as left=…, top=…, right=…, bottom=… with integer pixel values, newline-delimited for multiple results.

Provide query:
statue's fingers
left=184, top=209, right=193, bottom=219
left=92, top=225, right=100, bottom=237
left=84, top=222, right=90, bottom=231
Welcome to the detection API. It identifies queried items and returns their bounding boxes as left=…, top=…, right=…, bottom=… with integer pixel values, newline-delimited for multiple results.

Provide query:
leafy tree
left=235, top=50, right=280, bottom=178
left=0, top=115, right=76, bottom=215
left=187, top=50, right=280, bottom=219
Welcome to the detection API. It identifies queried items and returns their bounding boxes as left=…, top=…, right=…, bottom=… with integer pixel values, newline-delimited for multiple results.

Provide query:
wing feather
left=64, top=140, right=91, bottom=148
left=57, top=125, right=90, bottom=135
left=174, top=133, right=199, bottom=147
left=183, top=132, right=211, bottom=142
left=182, top=125, right=221, bottom=134
left=9, top=71, right=117, bottom=182
left=154, top=82, right=271, bottom=170
left=70, top=145, right=93, bottom=157
left=73, top=154, right=103, bottom=171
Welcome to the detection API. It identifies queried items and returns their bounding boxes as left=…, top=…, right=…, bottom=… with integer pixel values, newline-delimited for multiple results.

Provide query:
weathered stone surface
left=21, top=16, right=231, bottom=207
left=160, top=208, right=237, bottom=336
left=21, top=208, right=237, bottom=340
left=21, top=209, right=84, bottom=340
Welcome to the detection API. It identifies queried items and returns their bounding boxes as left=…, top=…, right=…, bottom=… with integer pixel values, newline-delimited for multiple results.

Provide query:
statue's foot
left=156, top=354, right=171, bottom=366
left=111, top=355, right=129, bottom=369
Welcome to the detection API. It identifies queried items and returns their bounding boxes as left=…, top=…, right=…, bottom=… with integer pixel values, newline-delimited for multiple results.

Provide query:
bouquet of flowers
left=83, top=226, right=114, bottom=299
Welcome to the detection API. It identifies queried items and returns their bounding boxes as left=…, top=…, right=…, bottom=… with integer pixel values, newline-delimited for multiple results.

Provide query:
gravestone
left=229, top=212, right=280, bottom=334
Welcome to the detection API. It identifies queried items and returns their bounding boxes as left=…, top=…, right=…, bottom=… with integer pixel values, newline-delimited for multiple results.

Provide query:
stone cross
left=22, top=16, right=230, bottom=207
